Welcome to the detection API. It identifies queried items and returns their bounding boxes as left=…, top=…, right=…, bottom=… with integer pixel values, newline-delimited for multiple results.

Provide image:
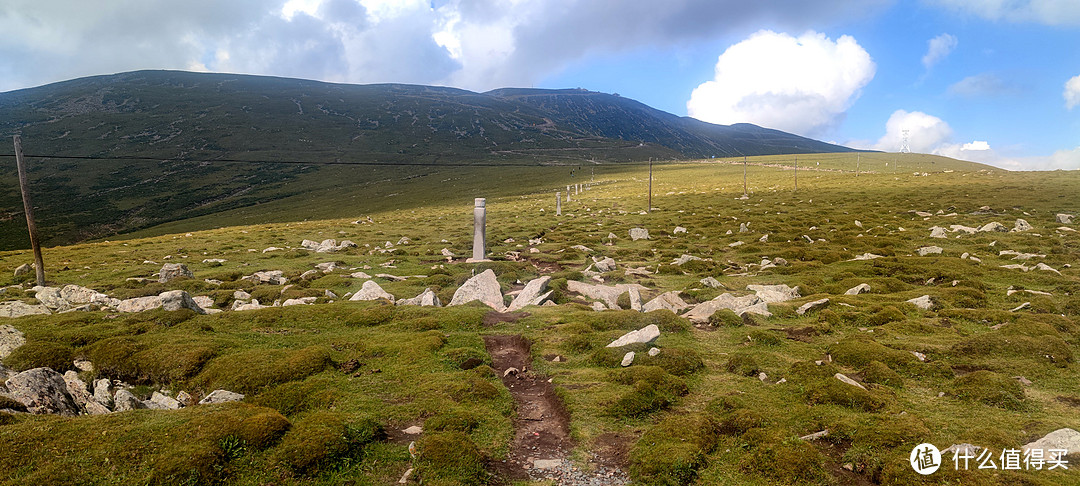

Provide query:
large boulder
left=0, top=325, right=26, bottom=359
left=113, top=389, right=143, bottom=412
left=683, top=293, right=766, bottom=324
left=349, top=280, right=396, bottom=303
left=606, top=324, right=661, bottom=348
left=1012, top=219, right=1033, bottom=232
left=845, top=284, right=871, bottom=295
left=160, top=290, right=207, bottom=314
left=629, top=228, right=650, bottom=241
left=978, top=222, right=1007, bottom=233
left=62, top=370, right=92, bottom=408
left=116, top=295, right=163, bottom=313
left=159, top=263, right=194, bottom=283
left=917, top=246, right=943, bottom=256
left=397, top=288, right=442, bottom=307
left=565, top=281, right=647, bottom=310
left=301, top=239, right=357, bottom=253
left=199, top=389, right=245, bottom=404
left=33, top=287, right=67, bottom=310
left=747, top=284, right=800, bottom=303
left=93, top=379, right=113, bottom=409
left=449, top=270, right=506, bottom=312
left=506, top=276, right=552, bottom=312
left=592, top=257, right=617, bottom=273
left=5, top=367, right=80, bottom=416
left=245, top=270, right=287, bottom=285
left=642, top=291, right=690, bottom=313
left=13, top=264, right=32, bottom=277
left=0, top=301, right=51, bottom=318
left=1056, top=213, right=1074, bottom=224
left=1021, top=428, right=1080, bottom=457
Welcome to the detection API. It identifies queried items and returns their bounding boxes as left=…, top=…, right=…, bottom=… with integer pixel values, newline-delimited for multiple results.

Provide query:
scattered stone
left=233, top=290, right=252, bottom=301
left=93, top=379, right=112, bottom=408
left=629, top=228, right=649, bottom=241
left=300, top=239, right=357, bottom=253
left=449, top=269, right=506, bottom=312
left=845, top=283, right=871, bottom=295
left=906, top=295, right=934, bottom=310
left=570, top=244, right=594, bottom=253
left=796, top=298, right=830, bottom=315
left=673, top=226, right=687, bottom=234
left=978, top=222, right=1007, bottom=233
left=606, top=324, right=661, bottom=348
left=62, top=371, right=92, bottom=408
left=950, top=224, right=979, bottom=234
left=911, top=351, right=927, bottom=362
left=943, top=443, right=981, bottom=456
left=739, top=222, right=749, bottom=233
left=441, top=248, right=455, bottom=258
left=624, top=266, right=653, bottom=276
left=915, top=211, right=933, bottom=218
left=13, top=264, right=31, bottom=277
left=1056, top=213, right=1074, bottom=224
left=349, top=280, right=396, bottom=303
left=747, top=284, right=800, bottom=303
left=834, top=373, right=867, bottom=391
left=1034, top=263, right=1061, bottom=275
left=1021, top=428, right=1080, bottom=457
left=641, top=291, right=689, bottom=313
left=283, top=297, right=317, bottom=306
left=800, top=430, right=829, bottom=441
left=0, top=324, right=26, bottom=359
left=397, top=288, right=442, bottom=307
left=592, top=257, right=617, bottom=273
left=202, top=258, right=226, bottom=264
left=149, top=391, right=182, bottom=410
left=758, top=372, right=768, bottom=382
left=351, top=271, right=372, bottom=279
left=1012, top=219, right=1033, bottom=232
left=403, top=425, right=423, bottom=435
left=854, top=220, right=863, bottom=228
left=566, top=281, right=646, bottom=310
left=5, top=368, right=80, bottom=416
left=917, top=246, right=943, bottom=256
left=850, top=253, right=884, bottom=261
left=700, top=277, right=722, bottom=288
left=728, top=241, right=744, bottom=247
left=158, top=263, right=194, bottom=283
left=73, top=359, right=93, bottom=372
left=503, top=367, right=519, bottom=377
left=672, top=254, right=704, bottom=266
left=192, top=295, right=215, bottom=310
left=647, top=347, right=661, bottom=357
left=176, top=391, right=194, bottom=407
left=85, top=400, right=111, bottom=415
left=759, top=234, right=769, bottom=243
left=246, top=270, right=287, bottom=285
left=1015, top=376, right=1032, bottom=386
left=683, top=293, right=767, bottom=323
left=506, top=276, right=552, bottom=312
left=620, top=351, right=635, bottom=367
left=198, top=389, right=245, bottom=404
left=1010, top=302, right=1032, bottom=312
left=929, top=226, right=948, bottom=238
left=160, top=290, right=207, bottom=314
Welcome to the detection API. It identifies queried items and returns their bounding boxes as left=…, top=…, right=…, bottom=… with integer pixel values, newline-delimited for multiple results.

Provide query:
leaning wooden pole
left=13, top=136, right=45, bottom=286
left=647, top=159, right=653, bottom=213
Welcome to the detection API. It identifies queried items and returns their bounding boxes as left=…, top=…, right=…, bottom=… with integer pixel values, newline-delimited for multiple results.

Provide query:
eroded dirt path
left=484, top=334, right=629, bottom=485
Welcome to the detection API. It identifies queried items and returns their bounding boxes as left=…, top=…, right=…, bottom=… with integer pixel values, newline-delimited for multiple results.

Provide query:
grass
left=1, top=154, right=1079, bottom=484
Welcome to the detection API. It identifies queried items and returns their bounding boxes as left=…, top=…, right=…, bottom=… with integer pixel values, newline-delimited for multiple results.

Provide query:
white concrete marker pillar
left=556, top=192, right=561, bottom=216
left=471, top=198, right=487, bottom=262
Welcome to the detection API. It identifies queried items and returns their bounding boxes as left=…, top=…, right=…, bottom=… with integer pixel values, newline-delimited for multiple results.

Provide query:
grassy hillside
left=0, top=70, right=855, bottom=249
left=1, top=155, right=1077, bottom=485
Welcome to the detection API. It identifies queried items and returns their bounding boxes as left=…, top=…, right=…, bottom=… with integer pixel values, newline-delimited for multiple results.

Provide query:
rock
left=160, top=290, right=207, bottom=314
left=59, top=285, right=107, bottom=305
left=642, top=291, right=689, bottom=313
left=282, top=297, right=317, bottom=306
left=403, top=425, right=423, bottom=435
left=349, top=280, right=396, bottom=303
left=449, top=269, right=505, bottom=312
left=978, top=222, right=1007, bottom=232
left=233, top=290, right=252, bottom=301
left=116, top=295, right=164, bottom=313
left=85, top=400, right=111, bottom=415
left=1021, top=428, right=1080, bottom=457
left=759, top=234, right=769, bottom=243
left=1015, top=376, right=1032, bottom=386
left=93, top=379, right=113, bottom=408
left=397, top=288, right=442, bottom=307
left=621, top=351, right=635, bottom=367
left=607, top=232, right=617, bottom=241
left=606, top=324, right=661, bottom=348
left=673, top=226, right=687, bottom=234
left=915, top=211, right=933, bottom=217
left=684, top=293, right=766, bottom=323
left=158, top=263, right=194, bottom=283
left=34, top=287, right=67, bottom=310
left=507, top=276, right=551, bottom=312
left=950, top=224, right=979, bottom=234
left=198, top=389, right=245, bottom=404
left=73, top=359, right=93, bottom=372
left=929, top=226, right=948, bottom=238
left=325, top=289, right=339, bottom=299
left=800, top=430, right=830, bottom=441
left=299, top=270, right=319, bottom=280
left=796, top=298, right=830, bottom=315
left=592, top=257, right=617, bottom=273
left=628, top=286, right=643, bottom=311
left=747, top=284, right=800, bottom=303
left=533, top=459, right=562, bottom=470
left=1056, top=213, right=1074, bottom=224
left=850, top=253, right=884, bottom=261
left=570, top=244, right=594, bottom=253
left=906, top=295, right=934, bottom=310
left=0, top=302, right=49, bottom=321
left=1012, top=219, right=1033, bottom=232
left=0, top=324, right=26, bottom=359
left=845, top=284, right=871, bottom=295
left=834, top=373, right=867, bottom=390
left=739, top=222, right=749, bottom=233
left=301, top=239, right=356, bottom=253
left=314, top=262, right=340, bottom=273
left=113, top=389, right=143, bottom=412
left=246, top=270, right=287, bottom=285
left=351, top=271, right=372, bottom=279
left=629, top=228, right=649, bottom=241
left=502, top=367, right=519, bottom=377
left=1010, top=302, right=1031, bottom=312
left=566, top=281, right=647, bottom=310
left=1034, top=263, right=1061, bottom=275
left=758, top=372, right=768, bottom=382
left=149, top=391, right=181, bottom=410
left=700, top=277, right=722, bottom=289
left=942, top=443, right=981, bottom=456
left=5, top=367, right=80, bottom=416
left=232, top=299, right=268, bottom=311
left=647, top=347, right=661, bottom=357
left=911, top=351, right=927, bottom=362
left=13, top=264, right=31, bottom=277
left=176, top=391, right=195, bottom=407
left=62, top=370, right=92, bottom=408
left=590, top=302, right=607, bottom=311
left=192, top=295, right=215, bottom=310
left=917, top=246, right=943, bottom=256
left=672, top=254, right=704, bottom=266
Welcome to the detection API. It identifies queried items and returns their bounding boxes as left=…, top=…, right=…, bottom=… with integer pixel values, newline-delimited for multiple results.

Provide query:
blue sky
left=0, top=0, right=1077, bottom=169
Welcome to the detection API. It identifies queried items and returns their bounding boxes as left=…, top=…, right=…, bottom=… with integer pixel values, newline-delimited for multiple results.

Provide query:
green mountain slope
left=0, top=70, right=853, bottom=249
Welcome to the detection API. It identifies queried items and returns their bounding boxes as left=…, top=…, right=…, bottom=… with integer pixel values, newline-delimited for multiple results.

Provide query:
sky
left=0, top=0, right=1078, bottom=170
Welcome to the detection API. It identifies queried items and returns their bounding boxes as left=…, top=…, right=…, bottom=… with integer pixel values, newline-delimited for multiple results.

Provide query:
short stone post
left=471, top=198, right=487, bottom=262
left=556, top=192, right=561, bottom=216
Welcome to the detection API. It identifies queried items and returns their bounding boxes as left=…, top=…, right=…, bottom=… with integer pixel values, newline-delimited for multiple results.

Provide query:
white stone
left=850, top=253, right=884, bottom=261
left=673, top=226, right=687, bottom=234
left=647, top=347, right=660, bottom=357
left=1012, top=219, right=1033, bottom=232
left=113, top=388, right=142, bottom=412
left=747, top=284, right=800, bottom=303
left=1056, top=213, right=1074, bottom=224
left=403, top=425, right=423, bottom=435
left=0, top=324, right=26, bottom=359
left=917, top=246, right=943, bottom=256
left=160, top=290, right=207, bottom=314
left=796, top=298, right=830, bottom=315
left=621, top=351, right=635, bottom=367
left=978, top=222, right=1007, bottom=232
left=349, top=280, right=396, bottom=303
left=700, top=277, right=722, bottom=288
left=906, top=295, right=934, bottom=310
left=150, top=391, right=181, bottom=410
left=629, top=228, right=649, bottom=241
left=449, top=269, right=505, bottom=312
left=683, top=293, right=765, bottom=324
left=628, top=286, right=642, bottom=312
left=844, top=284, right=871, bottom=295
left=6, top=368, right=80, bottom=416
left=642, top=291, right=689, bottom=313
left=607, top=324, right=661, bottom=348
left=834, top=373, right=866, bottom=390
left=672, top=254, right=704, bottom=266
left=929, top=226, right=948, bottom=238
left=397, top=288, right=442, bottom=307
left=198, top=389, right=245, bottom=404
left=159, top=263, right=194, bottom=283
left=1021, top=428, right=1080, bottom=456
left=506, top=277, right=551, bottom=311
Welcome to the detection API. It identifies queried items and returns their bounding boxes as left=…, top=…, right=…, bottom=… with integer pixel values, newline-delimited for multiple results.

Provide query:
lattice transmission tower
left=900, top=129, right=911, bottom=154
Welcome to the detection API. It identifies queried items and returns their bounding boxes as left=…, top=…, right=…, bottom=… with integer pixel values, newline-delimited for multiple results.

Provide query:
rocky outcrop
left=449, top=270, right=505, bottom=312
left=796, top=298, right=830, bottom=315
left=199, top=389, right=245, bottom=404
left=397, top=288, right=442, bottom=307
left=301, top=239, right=357, bottom=253
left=244, top=270, right=287, bottom=285
left=0, top=301, right=52, bottom=319
left=4, top=367, right=80, bottom=416
left=845, top=284, right=871, bottom=295
left=117, top=290, right=206, bottom=314
left=1021, top=428, right=1080, bottom=456
left=641, top=291, right=689, bottom=313
left=566, top=281, right=647, bottom=310
left=348, top=281, right=396, bottom=303
left=0, top=324, right=25, bottom=359
left=629, top=228, right=649, bottom=241
left=684, top=293, right=769, bottom=323
left=606, top=324, right=661, bottom=348
left=747, top=284, right=800, bottom=303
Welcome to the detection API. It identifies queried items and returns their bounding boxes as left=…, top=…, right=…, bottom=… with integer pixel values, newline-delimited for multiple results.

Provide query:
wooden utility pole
left=856, top=154, right=860, bottom=177
left=794, top=155, right=798, bottom=191
left=13, top=136, right=45, bottom=286
left=647, top=158, right=653, bottom=213
left=743, top=156, right=747, bottom=195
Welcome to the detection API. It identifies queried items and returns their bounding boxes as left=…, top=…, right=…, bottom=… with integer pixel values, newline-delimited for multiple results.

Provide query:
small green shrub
left=607, top=367, right=688, bottom=419
left=828, top=337, right=918, bottom=372
left=725, top=353, right=760, bottom=377
left=3, top=341, right=74, bottom=372
left=804, top=378, right=888, bottom=411
left=740, top=436, right=829, bottom=485
left=629, top=414, right=718, bottom=486
left=275, top=411, right=383, bottom=474
left=415, top=431, right=490, bottom=486
left=862, top=361, right=904, bottom=388
left=639, top=347, right=704, bottom=376
left=253, top=377, right=342, bottom=417
left=708, top=309, right=743, bottom=327
left=344, top=304, right=396, bottom=327
left=424, top=409, right=479, bottom=433
left=949, top=370, right=1025, bottom=410
left=717, top=409, right=765, bottom=436
left=193, top=346, right=333, bottom=395
left=748, top=329, right=782, bottom=346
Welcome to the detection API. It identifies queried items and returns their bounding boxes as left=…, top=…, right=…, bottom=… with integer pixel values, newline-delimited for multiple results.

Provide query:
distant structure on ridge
left=900, top=129, right=911, bottom=154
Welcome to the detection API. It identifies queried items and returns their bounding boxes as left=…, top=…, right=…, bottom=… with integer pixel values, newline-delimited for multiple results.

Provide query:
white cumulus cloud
left=929, top=0, right=1080, bottom=25
left=961, top=140, right=991, bottom=151
left=1066, top=75, right=1080, bottom=109
left=686, top=30, right=875, bottom=136
left=922, top=33, right=957, bottom=70
left=869, top=109, right=953, bottom=153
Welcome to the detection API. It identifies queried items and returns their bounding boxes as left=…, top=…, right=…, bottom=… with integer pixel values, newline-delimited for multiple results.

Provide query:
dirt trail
left=483, top=334, right=629, bottom=485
